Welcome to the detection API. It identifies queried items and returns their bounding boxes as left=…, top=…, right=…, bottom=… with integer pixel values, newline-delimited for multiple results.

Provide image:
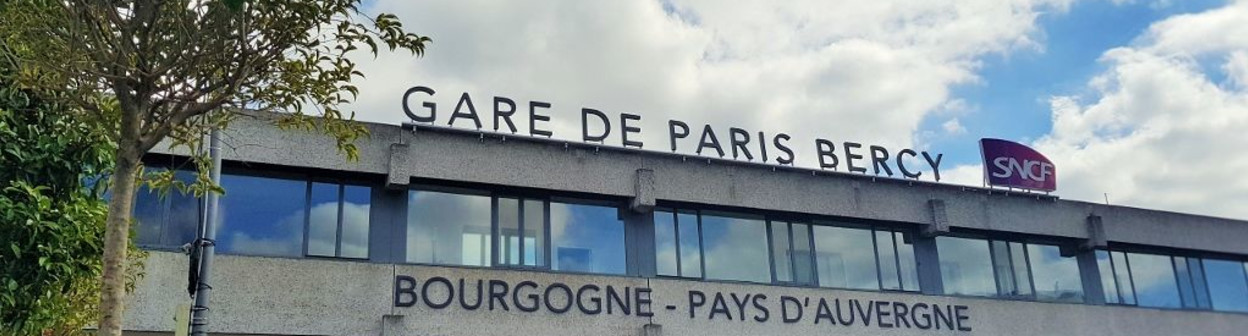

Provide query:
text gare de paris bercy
left=402, top=86, right=945, bottom=181
left=393, top=275, right=973, bottom=332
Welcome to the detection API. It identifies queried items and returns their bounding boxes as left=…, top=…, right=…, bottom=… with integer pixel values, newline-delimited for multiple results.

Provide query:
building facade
left=122, top=114, right=1248, bottom=336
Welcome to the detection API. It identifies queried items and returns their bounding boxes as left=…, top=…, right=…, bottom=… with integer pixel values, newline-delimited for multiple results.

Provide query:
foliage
left=0, top=68, right=144, bottom=335
left=0, top=1, right=430, bottom=334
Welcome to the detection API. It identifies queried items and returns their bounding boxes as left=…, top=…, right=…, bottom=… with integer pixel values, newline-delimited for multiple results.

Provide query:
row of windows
left=1097, top=250, right=1248, bottom=312
left=133, top=169, right=371, bottom=259
left=130, top=169, right=1248, bottom=313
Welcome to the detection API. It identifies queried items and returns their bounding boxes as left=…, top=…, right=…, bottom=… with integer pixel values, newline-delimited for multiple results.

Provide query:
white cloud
left=942, top=118, right=968, bottom=135
left=1030, top=1, right=1248, bottom=219
left=346, top=0, right=1071, bottom=170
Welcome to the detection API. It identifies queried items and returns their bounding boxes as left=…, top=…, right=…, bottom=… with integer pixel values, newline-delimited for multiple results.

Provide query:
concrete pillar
left=916, top=198, right=948, bottom=295
left=1077, top=214, right=1109, bottom=304
left=625, top=169, right=658, bottom=277
left=630, top=169, right=656, bottom=213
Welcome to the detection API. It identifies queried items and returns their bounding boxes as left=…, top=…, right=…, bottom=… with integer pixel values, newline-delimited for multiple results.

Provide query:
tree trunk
left=97, top=114, right=143, bottom=336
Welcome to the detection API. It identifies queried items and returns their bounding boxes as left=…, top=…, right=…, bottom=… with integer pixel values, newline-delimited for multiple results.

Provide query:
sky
left=340, top=0, right=1248, bottom=220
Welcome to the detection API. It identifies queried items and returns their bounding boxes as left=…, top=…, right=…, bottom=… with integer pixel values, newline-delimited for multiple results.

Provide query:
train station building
left=121, top=112, right=1248, bottom=335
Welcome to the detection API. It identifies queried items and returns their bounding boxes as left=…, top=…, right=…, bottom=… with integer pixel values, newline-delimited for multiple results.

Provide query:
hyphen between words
left=403, top=86, right=945, bottom=181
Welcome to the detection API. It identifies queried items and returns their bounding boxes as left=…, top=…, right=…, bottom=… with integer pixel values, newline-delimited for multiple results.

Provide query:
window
left=306, top=183, right=371, bottom=259
left=406, top=190, right=492, bottom=266
left=937, top=237, right=996, bottom=297
left=812, top=225, right=918, bottom=291
left=1128, top=253, right=1183, bottom=308
left=497, top=197, right=547, bottom=267
left=132, top=169, right=199, bottom=248
left=769, top=221, right=814, bottom=285
left=1027, top=244, right=1083, bottom=303
left=215, top=174, right=308, bottom=257
left=701, top=212, right=771, bottom=283
left=938, top=237, right=1081, bottom=302
left=407, top=189, right=625, bottom=275
left=550, top=200, right=626, bottom=274
left=655, top=209, right=702, bottom=278
left=1204, top=259, right=1248, bottom=312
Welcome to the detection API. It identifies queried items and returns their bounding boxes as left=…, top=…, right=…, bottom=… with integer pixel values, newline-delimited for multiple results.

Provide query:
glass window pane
left=1175, top=257, right=1196, bottom=308
left=991, top=241, right=1017, bottom=296
left=938, top=237, right=996, bottom=297
left=1112, top=251, right=1137, bottom=304
left=654, top=210, right=678, bottom=276
left=700, top=212, right=770, bottom=283
left=216, top=174, right=306, bottom=257
left=550, top=201, right=625, bottom=274
left=677, top=211, right=702, bottom=278
left=771, top=222, right=793, bottom=282
left=1096, top=251, right=1122, bottom=304
left=1028, top=244, right=1083, bottom=303
left=896, top=232, right=920, bottom=291
left=813, top=225, right=878, bottom=290
left=407, top=190, right=492, bottom=266
left=1204, top=259, right=1248, bottom=312
left=792, top=223, right=814, bottom=285
left=340, top=185, right=370, bottom=259
left=307, top=182, right=339, bottom=257
left=497, top=198, right=520, bottom=265
left=1129, top=253, right=1182, bottom=308
left=877, top=230, right=901, bottom=290
left=1188, top=258, right=1210, bottom=309
left=523, top=199, right=546, bottom=267
left=163, top=170, right=200, bottom=246
left=132, top=176, right=169, bottom=246
left=1010, top=242, right=1033, bottom=296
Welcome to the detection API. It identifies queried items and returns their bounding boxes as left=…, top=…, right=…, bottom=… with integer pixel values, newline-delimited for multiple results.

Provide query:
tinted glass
left=654, top=210, right=679, bottom=276
left=1028, top=244, right=1083, bottom=303
left=497, top=198, right=521, bottom=265
left=677, top=211, right=702, bottom=278
left=896, top=232, right=920, bottom=291
left=1111, top=251, right=1137, bottom=304
left=550, top=201, right=625, bottom=274
left=991, top=241, right=1018, bottom=296
left=792, top=223, right=815, bottom=285
left=523, top=199, right=547, bottom=266
left=937, top=237, right=996, bottom=297
left=701, top=213, right=770, bottom=283
left=1010, top=242, right=1033, bottom=296
left=216, top=174, right=306, bottom=257
left=340, top=185, right=370, bottom=259
left=877, top=230, right=901, bottom=290
left=771, top=222, right=793, bottom=282
left=813, top=225, right=877, bottom=290
left=132, top=169, right=199, bottom=247
left=307, top=182, right=339, bottom=257
left=1096, top=251, right=1122, bottom=304
left=1204, top=259, right=1248, bottom=312
left=406, top=190, right=492, bottom=266
left=1129, top=253, right=1181, bottom=308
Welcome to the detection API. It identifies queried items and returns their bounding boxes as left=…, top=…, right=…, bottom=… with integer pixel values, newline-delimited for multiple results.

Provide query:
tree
left=0, top=1, right=430, bottom=335
left=0, top=61, right=143, bottom=335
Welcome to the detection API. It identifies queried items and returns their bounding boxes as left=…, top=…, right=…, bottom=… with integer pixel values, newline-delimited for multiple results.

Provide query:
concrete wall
left=153, top=114, right=1248, bottom=255
left=125, top=252, right=1248, bottom=336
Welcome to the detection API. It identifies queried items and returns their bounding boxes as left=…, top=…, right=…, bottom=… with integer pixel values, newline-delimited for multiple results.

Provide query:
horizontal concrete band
left=126, top=252, right=1248, bottom=336
left=152, top=113, right=1248, bottom=255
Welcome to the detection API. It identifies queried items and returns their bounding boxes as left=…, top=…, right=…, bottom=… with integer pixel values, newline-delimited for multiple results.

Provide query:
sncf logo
left=990, top=157, right=1054, bottom=182
left=979, top=139, right=1056, bottom=192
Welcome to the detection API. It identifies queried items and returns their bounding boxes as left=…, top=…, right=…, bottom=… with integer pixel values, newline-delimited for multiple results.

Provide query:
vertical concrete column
left=626, top=169, right=658, bottom=277
left=916, top=199, right=950, bottom=295
left=1077, top=214, right=1109, bottom=304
